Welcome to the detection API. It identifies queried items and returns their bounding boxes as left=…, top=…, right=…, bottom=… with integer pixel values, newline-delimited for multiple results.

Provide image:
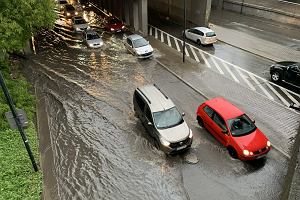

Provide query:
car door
left=144, top=106, right=155, bottom=137
left=125, top=38, right=134, bottom=55
left=185, top=29, right=194, bottom=41
left=211, top=112, right=229, bottom=146
left=202, top=106, right=216, bottom=135
left=285, top=65, right=300, bottom=87
left=133, top=91, right=146, bottom=119
left=195, top=30, right=204, bottom=43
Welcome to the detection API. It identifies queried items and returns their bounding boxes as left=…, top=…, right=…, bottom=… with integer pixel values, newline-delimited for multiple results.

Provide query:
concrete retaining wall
left=222, top=1, right=300, bottom=27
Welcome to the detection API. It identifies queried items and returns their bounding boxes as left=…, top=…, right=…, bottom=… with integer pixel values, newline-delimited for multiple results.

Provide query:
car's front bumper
left=160, top=137, right=193, bottom=154
left=239, top=146, right=271, bottom=161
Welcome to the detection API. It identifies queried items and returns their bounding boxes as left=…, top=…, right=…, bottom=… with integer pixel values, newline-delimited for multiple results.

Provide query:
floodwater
left=22, top=7, right=293, bottom=200
left=25, top=16, right=190, bottom=199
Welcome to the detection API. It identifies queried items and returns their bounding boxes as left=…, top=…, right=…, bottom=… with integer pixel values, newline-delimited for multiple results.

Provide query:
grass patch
left=0, top=66, right=42, bottom=200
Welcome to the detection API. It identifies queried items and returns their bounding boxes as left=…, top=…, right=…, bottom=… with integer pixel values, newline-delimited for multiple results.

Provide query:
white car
left=72, top=17, right=90, bottom=32
left=184, top=27, right=217, bottom=45
left=84, top=30, right=104, bottom=48
left=125, top=34, right=153, bottom=59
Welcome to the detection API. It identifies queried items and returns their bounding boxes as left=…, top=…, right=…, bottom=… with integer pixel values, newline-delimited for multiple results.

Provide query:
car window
left=196, top=30, right=204, bottom=36
left=132, top=38, right=148, bottom=48
left=86, top=33, right=100, bottom=40
left=203, top=106, right=214, bottom=118
left=65, top=5, right=75, bottom=11
left=188, top=29, right=195, bottom=33
left=127, top=38, right=132, bottom=46
left=74, top=19, right=86, bottom=24
left=290, top=66, right=300, bottom=73
left=213, top=113, right=227, bottom=130
left=227, top=114, right=257, bottom=137
left=109, top=18, right=121, bottom=24
left=134, top=91, right=145, bottom=111
left=153, top=107, right=183, bottom=129
left=145, top=107, right=153, bottom=123
left=206, top=32, right=216, bottom=37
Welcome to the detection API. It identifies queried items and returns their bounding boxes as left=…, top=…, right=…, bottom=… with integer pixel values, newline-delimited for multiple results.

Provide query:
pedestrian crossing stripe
left=147, top=25, right=300, bottom=108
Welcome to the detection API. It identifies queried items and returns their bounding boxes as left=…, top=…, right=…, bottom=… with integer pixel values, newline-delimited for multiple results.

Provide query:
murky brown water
left=24, top=12, right=189, bottom=199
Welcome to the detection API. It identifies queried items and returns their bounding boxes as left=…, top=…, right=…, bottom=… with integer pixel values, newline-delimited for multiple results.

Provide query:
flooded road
left=22, top=7, right=297, bottom=200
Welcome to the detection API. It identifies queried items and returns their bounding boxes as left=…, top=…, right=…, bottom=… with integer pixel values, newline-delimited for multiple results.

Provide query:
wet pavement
left=23, top=5, right=300, bottom=200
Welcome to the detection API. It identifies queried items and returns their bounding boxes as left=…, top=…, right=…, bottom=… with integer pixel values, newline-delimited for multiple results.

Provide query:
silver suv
left=133, top=84, right=193, bottom=154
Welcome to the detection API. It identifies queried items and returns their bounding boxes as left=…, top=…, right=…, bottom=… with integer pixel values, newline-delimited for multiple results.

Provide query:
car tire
left=271, top=71, right=281, bottom=82
left=197, top=116, right=204, bottom=127
left=227, top=147, right=238, bottom=159
left=197, top=39, right=202, bottom=45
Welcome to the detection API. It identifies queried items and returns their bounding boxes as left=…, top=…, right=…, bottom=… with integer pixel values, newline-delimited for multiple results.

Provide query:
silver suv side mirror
left=182, top=113, right=185, bottom=117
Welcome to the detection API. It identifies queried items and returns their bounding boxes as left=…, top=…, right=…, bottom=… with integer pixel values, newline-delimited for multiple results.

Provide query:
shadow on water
left=243, top=157, right=267, bottom=172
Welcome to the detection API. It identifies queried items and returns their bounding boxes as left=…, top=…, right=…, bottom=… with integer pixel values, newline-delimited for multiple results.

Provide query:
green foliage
left=0, top=67, right=42, bottom=199
left=0, top=0, right=56, bottom=61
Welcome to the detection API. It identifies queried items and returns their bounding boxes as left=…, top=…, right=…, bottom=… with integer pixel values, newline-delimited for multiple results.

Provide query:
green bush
left=0, top=67, right=42, bottom=200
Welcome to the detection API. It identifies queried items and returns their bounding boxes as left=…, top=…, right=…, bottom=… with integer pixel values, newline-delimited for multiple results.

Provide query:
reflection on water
left=29, top=29, right=188, bottom=200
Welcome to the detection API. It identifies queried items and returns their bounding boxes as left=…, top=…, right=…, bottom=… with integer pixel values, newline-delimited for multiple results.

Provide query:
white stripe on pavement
left=174, top=39, right=181, bottom=52
left=155, top=28, right=158, bottom=39
left=249, top=74, right=274, bottom=100
left=180, top=42, right=190, bottom=57
left=167, top=35, right=172, bottom=47
left=282, top=88, right=300, bottom=105
left=266, top=82, right=290, bottom=106
left=160, top=31, right=164, bottom=43
left=236, top=69, right=256, bottom=90
left=221, top=62, right=239, bottom=83
left=190, top=47, right=200, bottom=62
left=198, top=50, right=211, bottom=68
left=211, top=57, right=224, bottom=74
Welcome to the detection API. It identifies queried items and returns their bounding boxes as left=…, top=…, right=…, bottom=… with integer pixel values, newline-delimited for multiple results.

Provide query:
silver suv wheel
left=271, top=72, right=280, bottom=82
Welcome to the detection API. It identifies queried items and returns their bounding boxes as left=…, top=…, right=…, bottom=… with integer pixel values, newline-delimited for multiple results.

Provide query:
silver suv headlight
left=160, top=137, right=170, bottom=146
left=188, top=129, right=193, bottom=138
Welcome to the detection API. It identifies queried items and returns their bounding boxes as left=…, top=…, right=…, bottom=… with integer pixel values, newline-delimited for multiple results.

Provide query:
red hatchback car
left=105, top=16, right=125, bottom=32
left=196, top=97, right=271, bottom=161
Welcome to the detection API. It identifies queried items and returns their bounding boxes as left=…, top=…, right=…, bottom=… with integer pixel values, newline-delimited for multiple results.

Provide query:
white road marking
left=180, top=41, right=190, bottom=57
left=167, top=35, right=172, bottom=47
left=149, top=26, right=152, bottom=35
left=211, top=57, right=224, bottom=74
left=266, top=82, right=290, bottom=106
left=198, top=50, right=211, bottom=68
left=155, top=28, right=158, bottom=39
left=174, top=39, right=181, bottom=52
left=160, top=31, right=164, bottom=43
left=236, top=69, right=256, bottom=90
left=282, top=88, right=300, bottom=105
left=148, top=25, right=300, bottom=108
left=221, top=62, right=239, bottom=83
left=190, top=47, right=200, bottom=62
left=249, top=74, right=274, bottom=100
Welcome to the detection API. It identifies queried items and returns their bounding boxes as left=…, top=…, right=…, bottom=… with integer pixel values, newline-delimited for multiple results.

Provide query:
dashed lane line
left=282, top=88, right=300, bottom=105
left=249, top=74, right=274, bottom=100
left=221, top=62, right=239, bottom=83
left=160, top=31, right=164, bottom=43
left=174, top=39, right=181, bottom=52
left=198, top=50, right=211, bottom=68
left=236, top=69, right=256, bottom=90
left=167, top=35, right=172, bottom=47
left=266, top=82, right=291, bottom=107
left=211, top=57, right=224, bottom=75
left=190, top=47, right=200, bottom=62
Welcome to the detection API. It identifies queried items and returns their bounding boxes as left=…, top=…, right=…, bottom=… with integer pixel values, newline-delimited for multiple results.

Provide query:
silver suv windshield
left=153, top=107, right=183, bottom=129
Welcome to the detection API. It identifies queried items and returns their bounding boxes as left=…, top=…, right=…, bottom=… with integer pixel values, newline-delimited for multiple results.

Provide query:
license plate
left=117, top=30, right=121, bottom=32
left=177, top=145, right=187, bottom=151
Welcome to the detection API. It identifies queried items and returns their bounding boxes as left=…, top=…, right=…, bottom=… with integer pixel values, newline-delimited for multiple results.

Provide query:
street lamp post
left=0, top=70, right=38, bottom=172
left=183, top=0, right=186, bottom=62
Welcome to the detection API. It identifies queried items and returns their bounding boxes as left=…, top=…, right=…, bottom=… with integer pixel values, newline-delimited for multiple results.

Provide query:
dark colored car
left=64, top=4, right=78, bottom=18
left=105, top=16, right=125, bottom=32
left=270, top=61, right=300, bottom=88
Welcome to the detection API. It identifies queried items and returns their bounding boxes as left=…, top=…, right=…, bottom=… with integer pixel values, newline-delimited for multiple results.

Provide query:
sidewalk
left=209, top=9, right=300, bottom=62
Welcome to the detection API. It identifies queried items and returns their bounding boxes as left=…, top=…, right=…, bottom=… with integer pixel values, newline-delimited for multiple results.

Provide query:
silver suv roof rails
left=137, top=88, right=151, bottom=104
left=153, top=84, right=168, bottom=99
